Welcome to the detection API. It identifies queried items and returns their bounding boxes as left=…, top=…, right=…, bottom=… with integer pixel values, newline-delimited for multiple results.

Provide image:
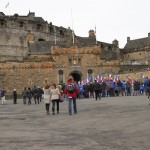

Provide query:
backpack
left=67, top=83, right=75, bottom=93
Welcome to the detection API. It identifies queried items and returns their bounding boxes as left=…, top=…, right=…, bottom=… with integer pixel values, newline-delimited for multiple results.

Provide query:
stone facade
left=0, top=12, right=149, bottom=95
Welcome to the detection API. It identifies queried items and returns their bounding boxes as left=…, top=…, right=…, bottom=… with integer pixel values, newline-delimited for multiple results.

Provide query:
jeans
left=68, top=97, right=77, bottom=115
left=52, top=100, right=59, bottom=114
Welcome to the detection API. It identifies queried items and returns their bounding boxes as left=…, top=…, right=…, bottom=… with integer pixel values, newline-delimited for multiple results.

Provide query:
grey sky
left=0, top=0, right=150, bottom=48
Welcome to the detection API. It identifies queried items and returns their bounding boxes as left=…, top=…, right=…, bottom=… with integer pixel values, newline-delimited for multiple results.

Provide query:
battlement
left=0, top=12, right=72, bottom=39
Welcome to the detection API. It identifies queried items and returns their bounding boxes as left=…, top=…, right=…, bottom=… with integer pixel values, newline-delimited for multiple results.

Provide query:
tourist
left=50, top=83, right=60, bottom=115
left=64, top=77, right=78, bottom=115
left=22, top=87, right=27, bottom=104
left=13, top=89, right=17, bottom=104
left=43, top=84, right=51, bottom=115
left=1, top=88, right=6, bottom=105
left=93, top=80, right=102, bottom=100
left=27, top=87, right=32, bottom=105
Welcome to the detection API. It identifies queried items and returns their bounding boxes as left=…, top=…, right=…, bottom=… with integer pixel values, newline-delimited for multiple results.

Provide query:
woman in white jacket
left=43, top=84, right=51, bottom=115
left=50, top=83, right=60, bottom=115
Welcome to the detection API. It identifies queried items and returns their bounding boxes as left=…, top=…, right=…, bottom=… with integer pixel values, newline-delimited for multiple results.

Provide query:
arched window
left=49, top=27, right=54, bottom=33
left=19, top=22, right=24, bottom=28
left=37, top=24, right=42, bottom=30
left=60, top=30, right=64, bottom=36
left=58, top=70, right=63, bottom=84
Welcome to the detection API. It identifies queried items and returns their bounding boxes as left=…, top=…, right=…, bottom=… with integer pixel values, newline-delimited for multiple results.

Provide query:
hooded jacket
left=64, top=78, right=78, bottom=98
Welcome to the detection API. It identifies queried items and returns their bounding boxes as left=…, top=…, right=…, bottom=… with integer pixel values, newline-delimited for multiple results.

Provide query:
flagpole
left=54, top=25, right=57, bottom=45
left=95, top=25, right=97, bottom=45
left=5, top=2, right=10, bottom=17
left=71, top=8, right=74, bottom=45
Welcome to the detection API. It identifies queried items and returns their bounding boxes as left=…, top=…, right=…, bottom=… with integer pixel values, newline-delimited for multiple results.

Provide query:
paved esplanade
left=0, top=96, right=150, bottom=150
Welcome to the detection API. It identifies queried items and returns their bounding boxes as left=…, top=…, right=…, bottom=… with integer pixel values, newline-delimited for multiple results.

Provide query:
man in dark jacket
left=93, top=80, right=102, bottom=100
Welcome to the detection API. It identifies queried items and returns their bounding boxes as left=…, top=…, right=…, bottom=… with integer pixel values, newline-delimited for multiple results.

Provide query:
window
left=88, top=69, right=93, bottom=82
left=58, top=70, right=63, bottom=84
left=37, top=24, right=42, bottom=30
left=60, top=30, right=64, bottom=36
left=49, top=27, right=54, bottom=33
left=19, top=22, right=24, bottom=27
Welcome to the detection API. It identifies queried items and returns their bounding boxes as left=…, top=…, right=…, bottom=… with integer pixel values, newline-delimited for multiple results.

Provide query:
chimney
left=148, top=33, right=150, bottom=38
left=127, top=37, right=130, bottom=42
left=89, top=30, right=95, bottom=38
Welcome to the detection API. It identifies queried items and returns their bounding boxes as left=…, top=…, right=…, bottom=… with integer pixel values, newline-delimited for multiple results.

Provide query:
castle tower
left=89, top=30, right=95, bottom=38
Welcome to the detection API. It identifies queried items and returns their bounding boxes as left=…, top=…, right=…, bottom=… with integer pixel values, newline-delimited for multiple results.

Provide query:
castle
left=0, top=12, right=149, bottom=95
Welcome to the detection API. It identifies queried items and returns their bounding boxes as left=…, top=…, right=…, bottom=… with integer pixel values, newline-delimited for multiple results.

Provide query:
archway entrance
left=69, top=70, right=82, bottom=83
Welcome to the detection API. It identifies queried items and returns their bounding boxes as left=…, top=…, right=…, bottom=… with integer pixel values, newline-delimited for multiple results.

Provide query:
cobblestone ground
left=0, top=95, right=150, bottom=150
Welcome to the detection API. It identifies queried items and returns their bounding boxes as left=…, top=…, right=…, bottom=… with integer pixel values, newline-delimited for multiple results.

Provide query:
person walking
left=27, top=87, right=32, bottom=105
left=22, top=87, right=28, bottom=104
left=64, top=77, right=78, bottom=115
left=93, top=80, right=102, bottom=100
left=13, top=89, right=17, bottom=104
left=43, top=84, right=51, bottom=115
left=1, top=88, right=6, bottom=105
left=50, top=83, right=60, bottom=115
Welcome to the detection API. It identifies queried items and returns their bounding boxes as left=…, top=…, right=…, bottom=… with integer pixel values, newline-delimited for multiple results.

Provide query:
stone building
left=0, top=12, right=149, bottom=95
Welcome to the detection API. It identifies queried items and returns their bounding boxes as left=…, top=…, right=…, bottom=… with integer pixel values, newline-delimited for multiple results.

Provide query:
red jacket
left=64, top=79, right=78, bottom=98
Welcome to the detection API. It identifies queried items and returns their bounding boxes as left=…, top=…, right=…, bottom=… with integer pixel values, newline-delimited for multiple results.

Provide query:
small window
left=38, top=38, right=45, bottom=41
left=60, top=30, right=64, bottom=36
left=37, top=24, right=42, bottom=30
left=19, top=22, right=24, bottom=27
left=49, top=27, right=54, bottom=33
left=0, top=19, right=5, bottom=26
left=139, top=53, right=141, bottom=55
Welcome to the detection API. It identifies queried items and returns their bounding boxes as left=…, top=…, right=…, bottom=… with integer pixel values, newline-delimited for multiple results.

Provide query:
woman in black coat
left=13, top=89, right=17, bottom=104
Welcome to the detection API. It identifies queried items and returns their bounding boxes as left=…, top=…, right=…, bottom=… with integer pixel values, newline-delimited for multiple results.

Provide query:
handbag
left=59, top=93, right=65, bottom=102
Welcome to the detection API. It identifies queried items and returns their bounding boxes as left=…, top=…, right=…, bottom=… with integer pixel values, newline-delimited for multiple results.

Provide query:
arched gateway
left=69, top=70, right=82, bottom=83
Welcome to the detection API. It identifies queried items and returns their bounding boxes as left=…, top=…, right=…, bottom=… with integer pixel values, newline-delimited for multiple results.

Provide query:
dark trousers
left=52, top=100, right=59, bottom=114
left=28, top=97, right=31, bottom=105
left=45, top=103, right=50, bottom=113
left=13, top=98, right=17, bottom=104
left=94, top=90, right=101, bottom=100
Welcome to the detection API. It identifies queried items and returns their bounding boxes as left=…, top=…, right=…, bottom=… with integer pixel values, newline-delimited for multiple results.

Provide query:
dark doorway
left=69, top=71, right=82, bottom=83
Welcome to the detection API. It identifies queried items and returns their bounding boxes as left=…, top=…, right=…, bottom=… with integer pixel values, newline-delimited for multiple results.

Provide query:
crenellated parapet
left=0, top=61, right=54, bottom=70
left=51, top=45, right=101, bottom=55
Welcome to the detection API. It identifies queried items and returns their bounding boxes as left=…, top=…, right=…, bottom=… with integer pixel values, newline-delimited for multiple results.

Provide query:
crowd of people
left=1, top=76, right=150, bottom=115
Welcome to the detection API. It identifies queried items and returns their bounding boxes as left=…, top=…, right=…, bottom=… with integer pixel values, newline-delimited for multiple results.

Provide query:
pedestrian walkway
left=0, top=96, right=150, bottom=150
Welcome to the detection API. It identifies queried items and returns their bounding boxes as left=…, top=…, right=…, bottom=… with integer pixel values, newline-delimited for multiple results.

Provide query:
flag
left=97, top=74, right=103, bottom=82
left=87, top=75, right=92, bottom=83
left=5, top=2, right=9, bottom=8
left=140, top=75, right=145, bottom=79
left=108, top=73, right=113, bottom=78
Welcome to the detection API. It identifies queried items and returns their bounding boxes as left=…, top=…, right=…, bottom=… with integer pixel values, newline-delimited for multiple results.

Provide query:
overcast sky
left=0, top=0, right=150, bottom=48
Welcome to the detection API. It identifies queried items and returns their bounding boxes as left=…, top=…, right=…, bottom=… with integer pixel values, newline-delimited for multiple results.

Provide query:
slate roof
left=124, top=37, right=150, bottom=52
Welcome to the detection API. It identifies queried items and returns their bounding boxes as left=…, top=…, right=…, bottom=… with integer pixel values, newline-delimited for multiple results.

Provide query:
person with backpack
left=64, top=77, right=78, bottom=115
